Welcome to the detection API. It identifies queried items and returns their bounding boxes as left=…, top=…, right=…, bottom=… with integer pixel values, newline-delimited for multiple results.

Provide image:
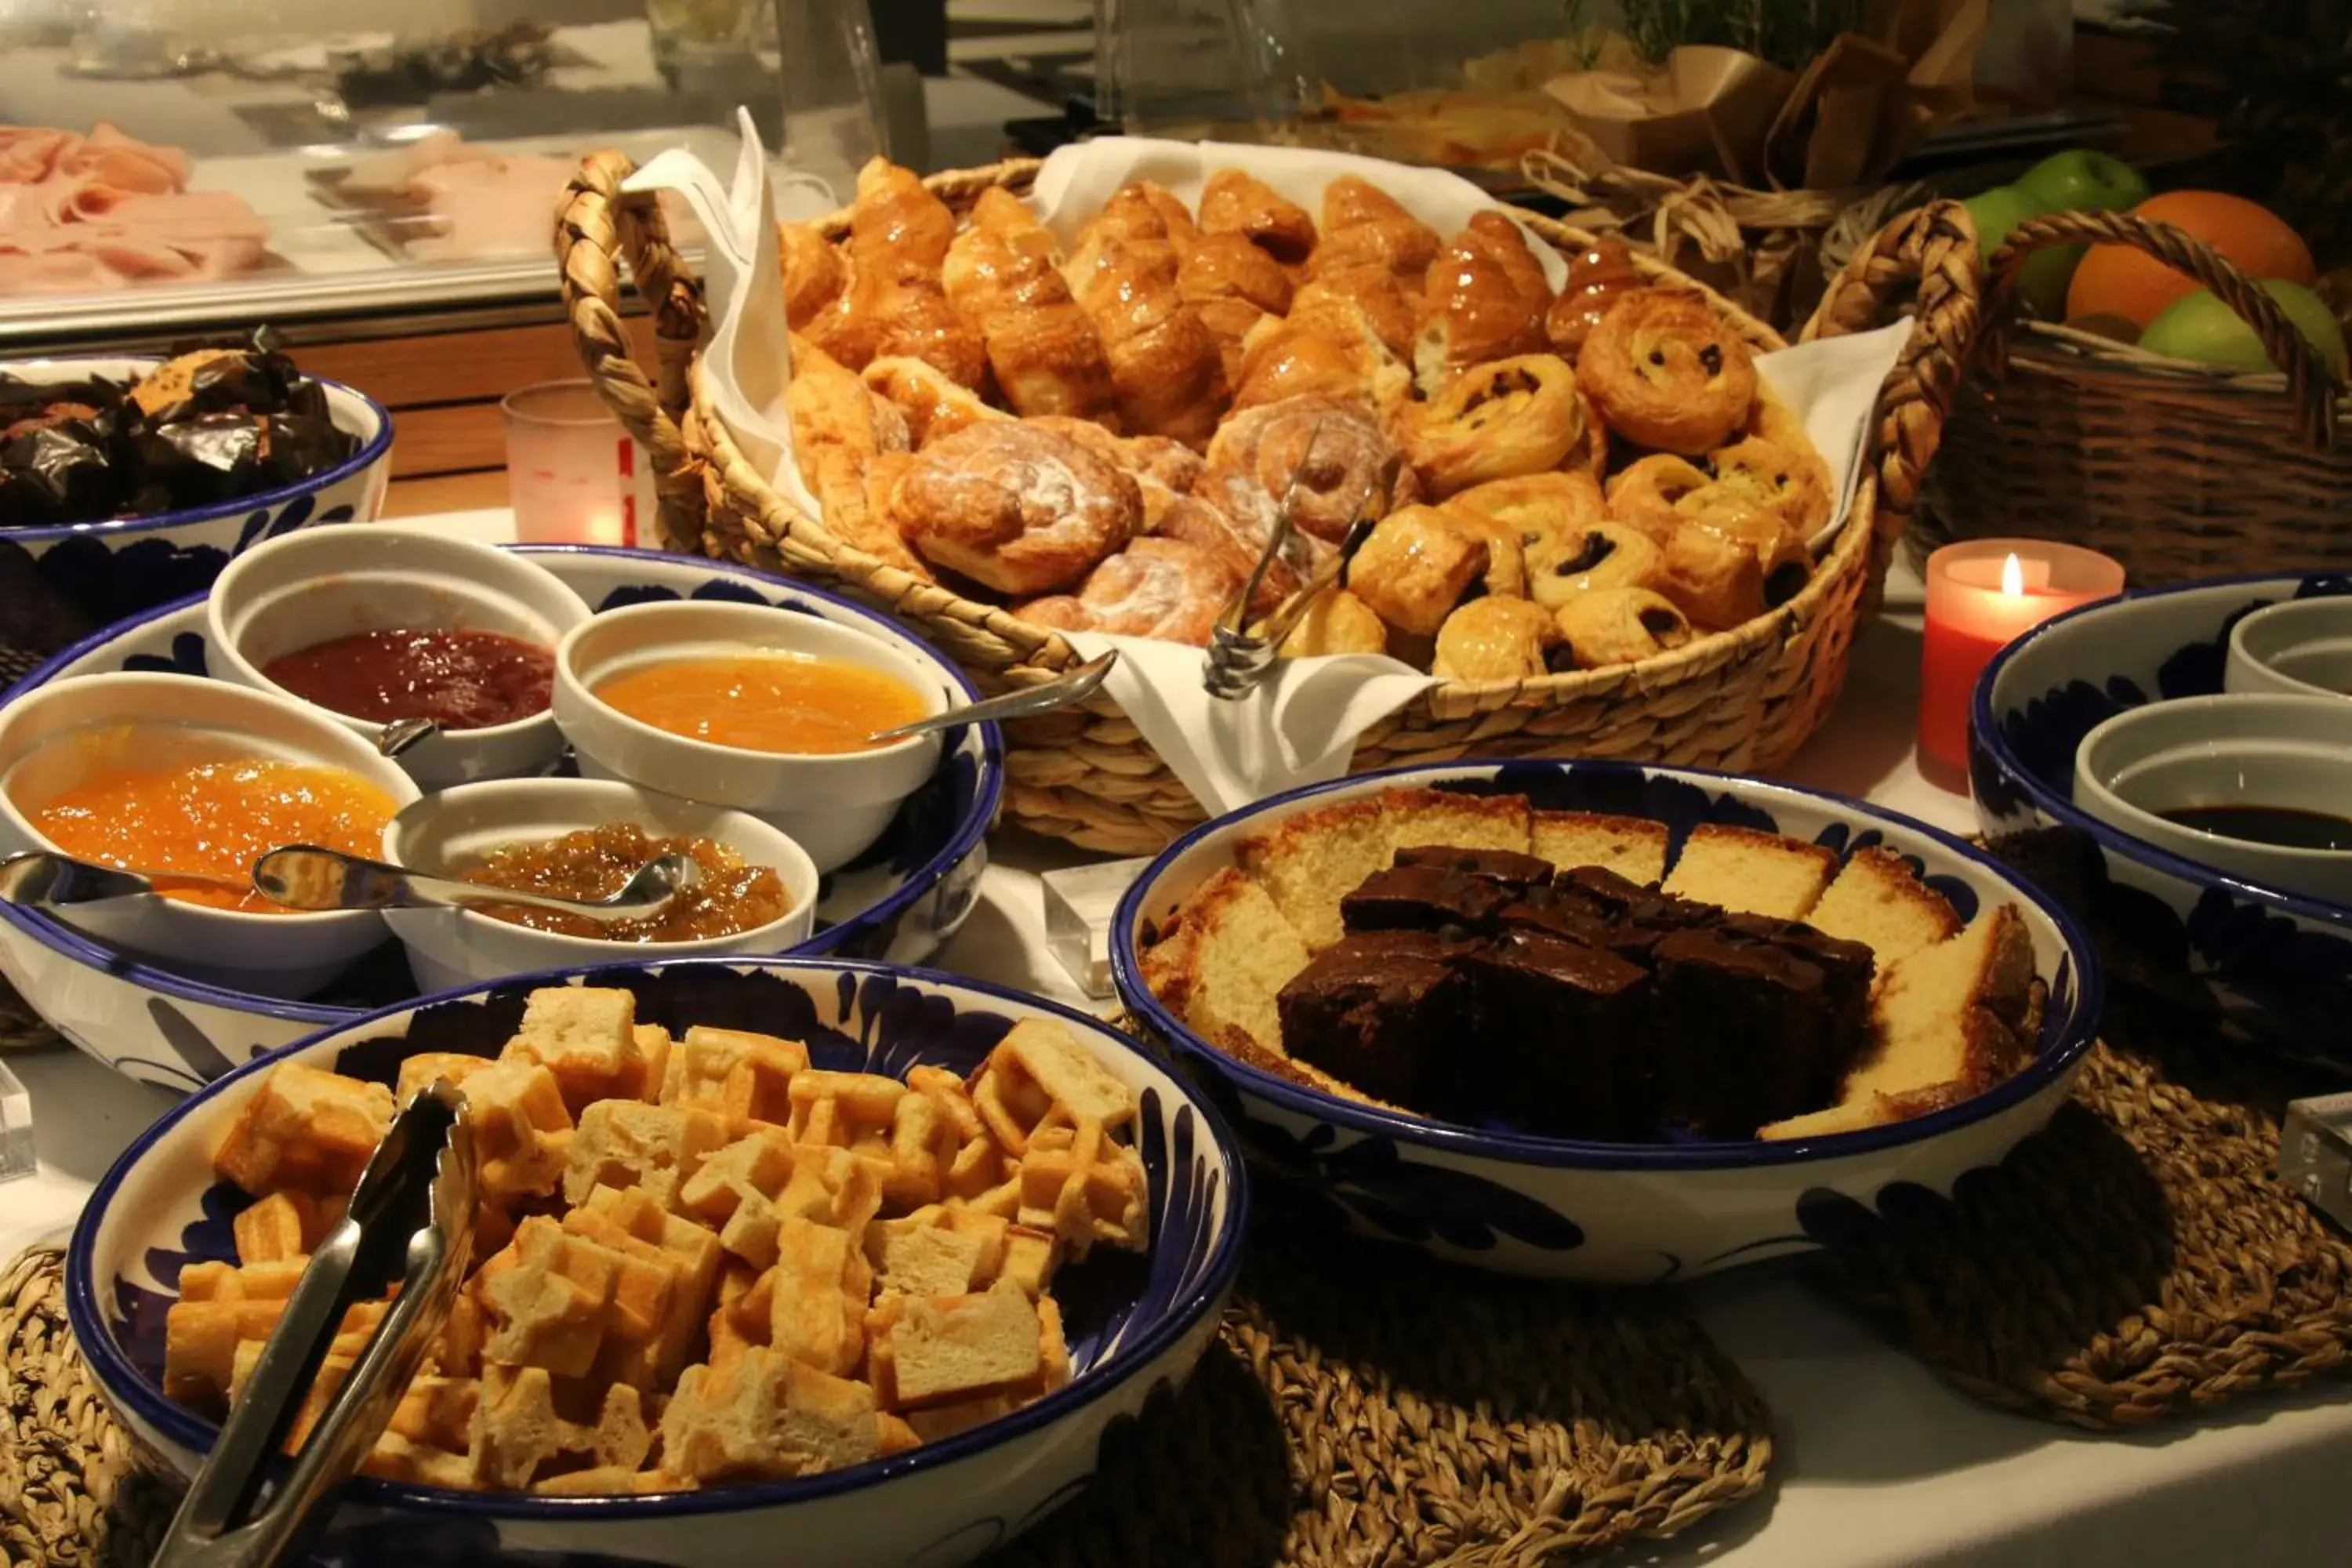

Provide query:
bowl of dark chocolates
left=1112, top=760, right=2100, bottom=1282
left=0, top=347, right=392, bottom=655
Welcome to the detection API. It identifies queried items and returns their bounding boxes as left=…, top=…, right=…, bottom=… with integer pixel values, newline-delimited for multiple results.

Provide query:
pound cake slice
left=1530, top=811, right=1670, bottom=886
left=1759, top=904, right=2039, bottom=1141
left=1143, top=868, right=1309, bottom=1058
left=1238, top=797, right=1392, bottom=951
left=1379, top=788, right=1533, bottom=856
left=1802, top=847, right=1962, bottom=967
left=1662, top=824, right=1838, bottom=920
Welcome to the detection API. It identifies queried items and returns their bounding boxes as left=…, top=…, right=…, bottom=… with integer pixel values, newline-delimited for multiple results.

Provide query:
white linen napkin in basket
left=1059, top=633, right=1438, bottom=818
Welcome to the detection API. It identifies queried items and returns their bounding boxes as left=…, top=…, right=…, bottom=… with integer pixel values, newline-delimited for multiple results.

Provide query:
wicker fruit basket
left=1921, top=209, right=2350, bottom=586
left=557, top=155, right=1976, bottom=855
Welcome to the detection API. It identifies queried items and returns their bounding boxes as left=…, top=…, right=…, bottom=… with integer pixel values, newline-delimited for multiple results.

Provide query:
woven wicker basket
left=557, top=155, right=1977, bottom=855
left=1921, top=208, right=2350, bottom=586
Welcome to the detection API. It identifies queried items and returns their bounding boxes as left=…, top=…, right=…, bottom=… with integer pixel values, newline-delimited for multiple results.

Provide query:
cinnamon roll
left=1203, top=394, right=1410, bottom=545
left=884, top=421, right=1141, bottom=595
left=1399, top=354, right=1589, bottom=497
left=1576, top=289, right=1758, bottom=455
left=1013, top=536, right=1240, bottom=645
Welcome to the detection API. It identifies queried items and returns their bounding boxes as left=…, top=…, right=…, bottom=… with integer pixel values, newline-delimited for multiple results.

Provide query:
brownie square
left=1392, top=844, right=1559, bottom=891
left=1649, top=924, right=1856, bottom=1138
left=1461, top=931, right=1654, bottom=1140
left=1340, top=865, right=1509, bottom=936
left=1277, top=931, right=1475, bottom=1116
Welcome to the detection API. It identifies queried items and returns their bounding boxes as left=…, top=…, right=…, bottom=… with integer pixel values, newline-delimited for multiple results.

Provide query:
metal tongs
left=1201, top=434, right=1404, bottom=700
left=153, top=1083, right=478, bottom=1568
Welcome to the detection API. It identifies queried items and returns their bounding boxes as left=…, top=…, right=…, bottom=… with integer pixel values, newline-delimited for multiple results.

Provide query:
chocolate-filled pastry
left=1432, top=596, right=1557, bottom=683
left=1198, top=169, right=1318, bottom=266
left=885, top=420, right=1140, bottom=595
left=1657, top=518, right=1766, bottom=629
left=1526, top=520, right=1664, bottom=611
left=1446, top=470, right=1607, bottom=561
left=1604, top=454, right=1711, bottom=542
left=1675, top=493, right=1810, bottom=608
left=1400, top=354, right=1589, bottom=497
left=1276, top=587, right=1388, bottom=658
left=1552, top=586, right=1693, bottom=669
left=1012, top=535, right=1239, bottom=645
left=1277, top=930, right=1475, bottom=1115
left=1434, top=510, right=1526, bottom=598
left=1576, top=289, right=1758, bottom=455
left=1347, top=504, right=1490, bottom=637
left=1708, top=435, right=1831, bottom=539
left=1203, top=394, right=1410, bottom=546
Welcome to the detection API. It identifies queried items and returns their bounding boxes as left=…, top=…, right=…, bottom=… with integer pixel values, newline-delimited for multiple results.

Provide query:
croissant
left=1134, top=181, right=1200, bottom=245
left=1232, top=295, right=1412, bottom=419
left=942, top=189, right=1120, bottom=424
left=1198, top=169, right=1317, bottom=265
left=866, top=275, right=988, bottom=389
left=845, top=157, right=955, bottom=281
left=779, top=222, right=845, bottom=329
left=786, top=334, right=921, bottom=577
left=1415, top=212, right=1552, bottom=395
left=1062, top=196, right=1230, bottom=446
left=1301, top=176, right=1440, bottom=357
left=808, top=159, right=982, bottom=379
left=1178, top=232, right=1295, bottom=384
left=1066, top=184, right=1185, bottom=287
left=862, top=355, right=1011, bottom=448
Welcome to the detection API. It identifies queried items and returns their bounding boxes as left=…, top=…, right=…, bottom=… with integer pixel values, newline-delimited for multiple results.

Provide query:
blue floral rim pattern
left=0, top=546, right=1005, bottom=1025
left=1970, top=572, right=2352, bottom=929
left=65, top=956, right=1247, bottom=1521
left=1112, top=756, right=2103, bottom=1171
left=0, top=358, right=394, bottom=543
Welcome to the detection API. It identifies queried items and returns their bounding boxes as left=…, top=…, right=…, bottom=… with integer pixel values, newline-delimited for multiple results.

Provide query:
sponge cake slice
left=1238, top=798, right=1390, bottom=951
left=1530, top=811, right=1670, bottom=885
left=1380, top=788, right=1532, bottom=856
left=1148, top=868, right=1310, bottom=1055
left=1803, top=847, right=1962, bottom=966
left=1662, top=824, right=1837, bottom=920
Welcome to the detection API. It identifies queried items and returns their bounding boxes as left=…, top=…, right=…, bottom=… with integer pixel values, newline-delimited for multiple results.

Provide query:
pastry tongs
left=151, top=1081, right=478, bottom=1568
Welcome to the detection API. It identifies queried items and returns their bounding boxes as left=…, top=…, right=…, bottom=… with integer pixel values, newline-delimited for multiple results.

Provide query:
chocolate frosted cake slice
left=1648, top=919, right=1873, bottom=1138
left=1460, top=931, right=1653, bottom=1140
left=1277, top=931, right=1476, bottom=1115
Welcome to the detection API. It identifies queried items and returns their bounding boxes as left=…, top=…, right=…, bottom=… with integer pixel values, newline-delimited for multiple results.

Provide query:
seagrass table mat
left=0, top=1216, right=1774, bottom=1568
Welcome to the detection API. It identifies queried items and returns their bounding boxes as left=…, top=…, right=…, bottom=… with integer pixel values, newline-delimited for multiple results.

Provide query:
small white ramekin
left=2225, top=597, right=2352, bottom=702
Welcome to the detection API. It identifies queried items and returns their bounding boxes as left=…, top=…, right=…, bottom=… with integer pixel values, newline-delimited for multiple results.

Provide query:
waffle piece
left=661, top=1345, right=880, bottom=1483
left=503, top=987, right=655, bottom=1112
left=165, top=1258, right=308, bottom=1410
left=1237, top=797, right=1393, bottom=950
left=970, top=1018, right=1136, bottom=1156
left=882, top=1281, right=1047, bottom=1409
left=864, top=1206, right=1010, bottom=1298
left=212, top=1062, right=396, bottom=1196
left=1529, top=810, right=1669, bottom=886
left=767, top=1216, right=873, bottom=1377
left=454, top=1058, right=575, bottom=1203
left=900, top=1064, right=1005, bottom=1206
left=477, top=1214, right=686, bottom=1388
left=476, top=1363, right=653, bottom=1490
left=564, top=1100, right=730, bottom=1210
left=1802, top=847, right=1962, bottom=967
left=787, top=1070, right=905, bottom=1174
left=395, top=1052, right=495, bottom=1105
left=1662, top=824, right=1837, bottom=921
left=677, top=1128, right=798, bottom=1268
left=659, top=1025, right=809, bottom=1127
left=1014, top=1121, right=1148, bottom=1259
left=565, top=1184, right=725, bottom=1388
left=230, top=1189, right=340, bottom=1264
left=633, top=1024, right=674, bottom=1104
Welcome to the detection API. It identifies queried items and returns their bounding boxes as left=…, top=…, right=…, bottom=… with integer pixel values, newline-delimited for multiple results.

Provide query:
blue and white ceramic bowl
left=0, top=548, right=1003, bottom=1092
left=1112, top=759, right=2100, bottom=1283
left=67, top=958, right=1245, bottom=1568
left=1973, top=572, right=2352, bottom=1066
left=1, top=357, right=392, bottom=632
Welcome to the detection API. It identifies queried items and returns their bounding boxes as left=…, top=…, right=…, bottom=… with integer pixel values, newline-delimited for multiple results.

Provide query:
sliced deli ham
left=0, top=122, right=267, bottom=293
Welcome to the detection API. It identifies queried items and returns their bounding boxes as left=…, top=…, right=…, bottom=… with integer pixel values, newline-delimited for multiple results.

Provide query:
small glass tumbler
left=501, top=380, right=654, bottom=548
left=771, top=0, right=887, bottom=208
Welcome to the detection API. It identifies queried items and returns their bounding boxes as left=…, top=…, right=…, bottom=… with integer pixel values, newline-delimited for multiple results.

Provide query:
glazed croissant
left=809, top=158, right=985, bottom=386
left=1416, top=211, right=1553, bottom=395
left=786, top=333, right=921, bottom=577
left=1197, top=169, right=1318, bottom=266
left=1298, top=176, right=1440, bottom=358
left=1063, top=186, right=1230, bottom=446
left=1177, top=231, right=1295, bottom=386
left=942, top=187, right=1120, bottom=425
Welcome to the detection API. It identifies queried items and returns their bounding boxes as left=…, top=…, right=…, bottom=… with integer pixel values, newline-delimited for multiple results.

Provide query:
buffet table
left=6, top=514, right=2351, bottom=1566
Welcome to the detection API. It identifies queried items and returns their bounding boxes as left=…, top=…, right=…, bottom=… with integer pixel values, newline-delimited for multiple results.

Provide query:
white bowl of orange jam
left=380, top=777, right=822, bottom=990
left=552, top=601, right=952, bottom=872
left=206, top=524, right=590, bottom=790
left=0, top=673, right=421, bottom=997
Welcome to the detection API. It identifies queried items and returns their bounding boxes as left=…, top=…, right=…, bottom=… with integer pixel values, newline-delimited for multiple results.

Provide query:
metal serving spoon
left=0, top=848, right=700, bottom=925
left=866, top=650, right=1120, bottom=744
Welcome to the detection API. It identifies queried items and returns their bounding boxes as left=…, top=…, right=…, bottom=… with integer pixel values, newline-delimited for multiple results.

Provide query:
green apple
left=2013, top=148, right=2151, bottom=215
left=2139, top=279, right=2351, bottom=378
left=2016, top=243, right=2084, bottom=319
left=1960, top=184, right=2053, bottom=265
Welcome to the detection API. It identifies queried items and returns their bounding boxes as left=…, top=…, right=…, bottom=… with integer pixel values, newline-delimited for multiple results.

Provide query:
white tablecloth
left=9, top=513, right=2351, bottom=1566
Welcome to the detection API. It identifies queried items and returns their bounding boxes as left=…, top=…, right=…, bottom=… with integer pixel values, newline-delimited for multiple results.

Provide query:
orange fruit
left=2065, top=191, right=2316, bottom=330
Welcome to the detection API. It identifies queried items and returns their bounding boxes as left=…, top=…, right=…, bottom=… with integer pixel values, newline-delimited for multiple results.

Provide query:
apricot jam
left=31, top=756, right=398, bottom=913
left=452, top=822, right=789, bottom=942
left=592, top=652, right=928, bottom=754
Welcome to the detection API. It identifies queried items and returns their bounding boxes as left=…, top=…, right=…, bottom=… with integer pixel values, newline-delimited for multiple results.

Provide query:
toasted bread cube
left=477, top=1216, right=625, bottom=1380
left=865, top=1210, right=989, bottom=1299
left=677, top=1128, right=798, bottom=1268
left=876, top=1412, right=924, bottom=1454
left=768, top=1218, right=873, bottom=1377
left=660, top=1025, right=808, bottom=1127
left=364, top=1431, right=480, bottom=1490
left=902, top=1394, right=1014, bottom=1442
left=887, top=1283, right=1045, bottom=1409
left=659, top=1346, right=880, bottom=1483
left=564, top=1100, right=729, bottom=1210
left=1663, top=824, right=1837, bottom=921
left=1529, top=811, right=1669, bottom=886
left=532, top=1465, right=679, bottom=1496
left=503, top=986, right=648, bottom=1112
left=212, top=1062, right=394, bottom=1196
left=476, top=1363, right=652, bottom=1489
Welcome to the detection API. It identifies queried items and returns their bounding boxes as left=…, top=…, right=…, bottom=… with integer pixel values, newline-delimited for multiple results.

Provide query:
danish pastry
left=1347, top=505, right=1489, bottom=637
left=1657, top=518, right=1765, bottom=629
left=1675, top=493, right=1810, bottom=607
left=1576, top=289, right=1758, bottom=455
left=884, top=421, right=1141, bottom=596
left=1277, top=588, right=1389, bottom=658
left=1013, top=536, right=1239, bottom=645
left=1203, top=394, right=1409, bottom=545
left=1399, top=354, right=1589, bottom=497
left=1552, top=586, right=1694, bottom=668
left=1446, top=470, right=1606, bottom=560
left=1414, top=212, right=1552, bottom=394
left=1432, top=597, right=1559, bottom=683
left=1030, top=417, right=1204, bottom=532
left=942, top=189, right=1120, bottom=424
left=786, top=336, right=920, bottom=576
left=1604, top=455, right=1711, bottom=541
left=862, top=356, right=1010, bottom=448
left=1178, top=232, right=1295, bottom=383
left=1525, top=521, right=1664, bottom=611
left=1707, top=437, right=1830, bottom=540
left=780, top=222, right=846, bottom=329
left=1198, top=170, right=1317, bottom=266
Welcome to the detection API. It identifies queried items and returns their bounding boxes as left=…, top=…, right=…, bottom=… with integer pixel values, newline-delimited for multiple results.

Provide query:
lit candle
left=1918, top=539, right=2125, bottom=780
left=501, top=380, right=655, bottom=546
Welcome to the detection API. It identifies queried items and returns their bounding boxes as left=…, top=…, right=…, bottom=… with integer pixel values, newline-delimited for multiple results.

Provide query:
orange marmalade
left=593, top=652, right=928, bottom=755
left=31, top=756, right=398, bottom=913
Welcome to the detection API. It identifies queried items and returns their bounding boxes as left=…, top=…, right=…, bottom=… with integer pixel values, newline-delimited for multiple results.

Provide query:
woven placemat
left=0, top=1217, right=1773, bottom=1568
